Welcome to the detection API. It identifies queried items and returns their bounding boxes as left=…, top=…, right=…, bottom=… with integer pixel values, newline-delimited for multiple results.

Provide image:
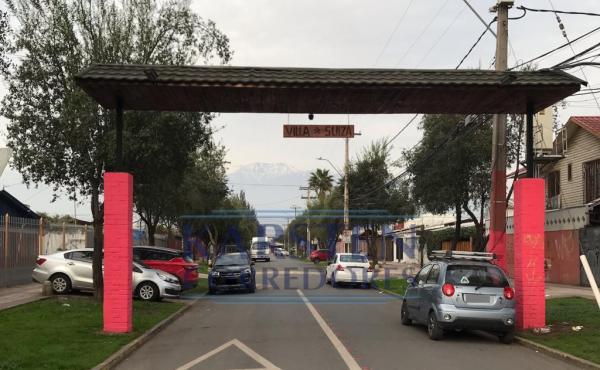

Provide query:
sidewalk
left=0, top=283, right=45, bottom=311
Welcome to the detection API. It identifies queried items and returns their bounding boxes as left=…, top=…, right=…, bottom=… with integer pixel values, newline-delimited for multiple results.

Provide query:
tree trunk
left=463, top=203, right=484, bottom=252
left=452, top=202, right=461, bottom=251
left=147, top=220, right=158, bottom=246
left=91, top=187, right=104, bottom=302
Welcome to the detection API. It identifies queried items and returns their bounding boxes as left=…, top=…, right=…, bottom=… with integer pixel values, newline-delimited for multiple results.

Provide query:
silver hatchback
left=32, top=248, right=181, bottom=301
left=401, top=251, right=516, bottom=343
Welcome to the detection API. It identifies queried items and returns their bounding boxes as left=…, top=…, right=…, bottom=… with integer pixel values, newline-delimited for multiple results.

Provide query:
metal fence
left=0, top=216, right=41, bottom=287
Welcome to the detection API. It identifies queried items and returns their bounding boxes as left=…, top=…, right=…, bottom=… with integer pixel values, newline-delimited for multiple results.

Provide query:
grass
left=197, top=261, right=210, bottom=274
left=182, top=277, right=209, bottom=296
left=520, top=297, right=600, bottom=364
left=373, top=278, right=408, bottom=296
left=0, top=296, right=183, bottom=370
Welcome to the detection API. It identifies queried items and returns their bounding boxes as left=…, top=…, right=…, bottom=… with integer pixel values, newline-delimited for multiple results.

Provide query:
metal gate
left=579, top=226, right=600, bottom=287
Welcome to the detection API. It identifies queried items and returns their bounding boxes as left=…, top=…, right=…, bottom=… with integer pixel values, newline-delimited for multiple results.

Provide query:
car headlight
left=210, top=270, right=220, bottom=277
left=242, top=268, right=251, bottom=274
left=156, top=272, right=178, bottom=284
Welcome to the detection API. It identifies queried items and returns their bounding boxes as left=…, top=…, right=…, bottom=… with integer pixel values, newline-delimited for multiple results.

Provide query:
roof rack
left=428, top=250, right=496, bottom=262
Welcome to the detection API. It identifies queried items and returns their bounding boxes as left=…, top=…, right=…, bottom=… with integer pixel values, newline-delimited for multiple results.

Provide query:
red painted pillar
left=103, top=172, right=133, bottom=333
left=513, top=178, right=545, bottom=330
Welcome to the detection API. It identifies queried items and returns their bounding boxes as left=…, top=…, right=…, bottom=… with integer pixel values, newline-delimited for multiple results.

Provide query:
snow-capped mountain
left=227, top=162, right=310, bottom=215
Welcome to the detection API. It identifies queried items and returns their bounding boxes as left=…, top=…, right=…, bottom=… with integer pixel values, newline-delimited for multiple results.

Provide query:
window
left=568, top=163, right=572, bottom=181
left=426, top=264, right=440, bottom=284
left=444, top=265, right=508, bottom=287
left=416, top=265, right=432, bottom=285
left=339, top=254, right=368, bottom=263
left=584, top=159, right=600, bottom=203
left=66, top=250, right=93, bottom=262
left=547, top=171, right=560, bottom=198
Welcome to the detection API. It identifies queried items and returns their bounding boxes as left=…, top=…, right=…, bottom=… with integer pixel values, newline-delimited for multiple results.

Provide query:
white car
left=326, top=253, right=373, bottom=288
left=32, top=248, right=181, bottom=301
left=274, top=248, right=289, bottom=257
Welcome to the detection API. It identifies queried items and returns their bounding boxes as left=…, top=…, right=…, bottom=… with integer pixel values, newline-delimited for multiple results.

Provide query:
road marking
left=296, top=289, right=362, bottom=370
left=175, top=338, right=281, bottom=370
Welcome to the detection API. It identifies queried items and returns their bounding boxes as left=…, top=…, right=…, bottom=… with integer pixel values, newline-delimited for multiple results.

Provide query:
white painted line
left=175, top=338, right=281, bottom=370
left=296, top=289, right=361, bottom=370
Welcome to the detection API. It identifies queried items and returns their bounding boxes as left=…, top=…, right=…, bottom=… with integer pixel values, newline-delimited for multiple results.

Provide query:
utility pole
left=300, top=187, right=312, bottom=257
left=343, top=137, right=350, bottom=253
left=289, top=205, right=301, bottom=254
left=488, top=0, right=512, bottom=269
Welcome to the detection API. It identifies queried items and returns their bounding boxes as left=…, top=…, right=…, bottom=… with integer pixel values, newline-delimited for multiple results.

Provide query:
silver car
left=32, top=248, right=181, bottom=301
left=401, top=251, right=516, bottom=343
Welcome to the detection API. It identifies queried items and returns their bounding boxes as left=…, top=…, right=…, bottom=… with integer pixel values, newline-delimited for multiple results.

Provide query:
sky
left=0, top=0, right=599, bottom=221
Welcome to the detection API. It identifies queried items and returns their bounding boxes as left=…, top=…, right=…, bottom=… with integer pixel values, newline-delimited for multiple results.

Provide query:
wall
left=505, top=229, right=580, bottom=285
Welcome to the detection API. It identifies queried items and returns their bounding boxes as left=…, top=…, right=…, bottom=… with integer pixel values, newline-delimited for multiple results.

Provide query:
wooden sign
left=283, top=124, right=355, bottom=138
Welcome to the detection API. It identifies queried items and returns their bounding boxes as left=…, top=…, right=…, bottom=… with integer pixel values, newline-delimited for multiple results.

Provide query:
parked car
left=326, top=253, right=373, bottom=288
left=32, top=249, right=181, bottom=301
left=310, top=249, right=330, bottom=263
left=133, top=246, right=198, bottom=289
left=250, top=237, right=270, bottom=262
left=208, top=252, right=256, bottom=294
left=274, top=247, right=289, bottom=257
left=401, top=250, right=515, bottom=343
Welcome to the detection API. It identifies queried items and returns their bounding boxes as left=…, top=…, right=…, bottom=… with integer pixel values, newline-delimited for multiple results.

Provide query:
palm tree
left=309, top=168, right=334, bottom=204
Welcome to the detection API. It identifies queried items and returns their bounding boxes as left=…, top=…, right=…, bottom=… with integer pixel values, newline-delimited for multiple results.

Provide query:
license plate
left=463, top=293, right=491, bottom=304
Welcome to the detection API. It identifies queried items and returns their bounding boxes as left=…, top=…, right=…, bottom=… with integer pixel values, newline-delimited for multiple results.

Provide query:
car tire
left=498, top=330, right=514, bottom=344
left=427, top=311, right=444, bottom=340
left=136, top=282, right=159, bottom=301
left=331, top=273, right=338, bottom=288
left=267, top=258, right=270, bottom=262
left=208, top=287, right=217, bottom=295
left=401, top=300, right=412, bottom=326
left=50, top=273, right=71, bottom=295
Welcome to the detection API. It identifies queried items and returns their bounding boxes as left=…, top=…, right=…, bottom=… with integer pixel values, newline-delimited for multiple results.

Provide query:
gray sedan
left=401, top=252, right=516, bottom=343
left=32, top=248, right=181, bottom=301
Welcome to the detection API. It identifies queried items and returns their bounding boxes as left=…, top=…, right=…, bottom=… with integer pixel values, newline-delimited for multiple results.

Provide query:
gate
left=579, top=226, right=600, bottom=287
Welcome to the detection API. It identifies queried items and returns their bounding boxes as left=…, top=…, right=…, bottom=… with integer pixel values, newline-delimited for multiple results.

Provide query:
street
left=116, top=258, right=579, bottom=370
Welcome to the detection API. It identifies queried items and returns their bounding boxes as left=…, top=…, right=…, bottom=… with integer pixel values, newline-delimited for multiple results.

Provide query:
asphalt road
left=116, top=257, right=579, bottom=370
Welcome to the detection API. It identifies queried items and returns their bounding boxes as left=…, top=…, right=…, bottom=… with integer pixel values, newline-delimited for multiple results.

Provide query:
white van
left=250, top=237, right=271, bottom=262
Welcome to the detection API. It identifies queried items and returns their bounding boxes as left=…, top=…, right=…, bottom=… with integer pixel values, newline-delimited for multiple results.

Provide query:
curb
left=92, top=300, right=197, bottom=370
left=372, top=284, right=404, bottom=299
left=515, top=336, right=600, bottom=370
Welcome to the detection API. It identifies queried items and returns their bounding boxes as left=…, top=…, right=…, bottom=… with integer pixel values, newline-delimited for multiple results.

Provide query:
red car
left=133, top=246, right=198, bottom=289
left=310, top=249, right=330, bottom=263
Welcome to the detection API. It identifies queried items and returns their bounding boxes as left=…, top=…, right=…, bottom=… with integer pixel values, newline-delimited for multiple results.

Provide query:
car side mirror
left=406, top=276, right=415, bottom=286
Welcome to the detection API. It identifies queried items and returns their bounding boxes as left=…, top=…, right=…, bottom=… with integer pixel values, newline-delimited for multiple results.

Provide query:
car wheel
left=427, top=311, right=444, bottom=340
left=401, top=300, right=412, bottom=326
left=331, top=273, right=338, bottom=288
left=498, top=330, right=514, bottom=344
left=208, top=287, right=217, bottom=295
left=266, top=258, right=270, bottom=262
left=50, top=273, right=71, bottom=294
left=136, top=282, right=159, bottom=301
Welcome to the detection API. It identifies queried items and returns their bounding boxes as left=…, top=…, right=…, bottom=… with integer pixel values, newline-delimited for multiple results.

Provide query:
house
left=0, top=189, right=39, bottom=219
left=504, top=116, right=600, bottom=287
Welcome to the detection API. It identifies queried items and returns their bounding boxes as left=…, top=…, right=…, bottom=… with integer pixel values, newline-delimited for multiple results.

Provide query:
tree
left=0, top=10, right=9, bottom=75
left=309, top=168, right=334, bottom=204
left=1, top=0, right=231, bottom=300
left=404, top=114, right=521, bottom=251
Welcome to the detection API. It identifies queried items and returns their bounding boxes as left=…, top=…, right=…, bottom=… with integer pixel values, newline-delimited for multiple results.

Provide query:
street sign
left=342, top=229, right=352, bottom=244
left=283, top=124, right=355, bottom=138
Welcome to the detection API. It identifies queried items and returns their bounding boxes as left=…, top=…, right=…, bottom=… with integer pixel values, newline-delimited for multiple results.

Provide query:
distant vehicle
left=401, top=250, right=515, bottom=343
left=32, top=249, right=181, bottom=301
left=208, top=252, right=256, bottom=294
left=250, top=237, right=271, bottom=262
left=326, top=253, right=373, bottom=288
left=274, top=247, right=289, bottom=257
left=309, top=249, right=330, bottom=263
left=133, top=246, right=199, bottom=289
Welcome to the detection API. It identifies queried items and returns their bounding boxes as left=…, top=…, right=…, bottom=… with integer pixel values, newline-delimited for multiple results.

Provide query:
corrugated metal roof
left=75, top=64, right=584, bottom=114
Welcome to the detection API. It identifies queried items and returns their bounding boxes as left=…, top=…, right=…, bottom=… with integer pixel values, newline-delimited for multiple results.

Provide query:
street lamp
left=316, top=157, right=343, bottom=177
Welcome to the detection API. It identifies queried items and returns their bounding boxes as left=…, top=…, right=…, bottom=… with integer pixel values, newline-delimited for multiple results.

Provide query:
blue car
left=208, top=252, right=256, bottom=294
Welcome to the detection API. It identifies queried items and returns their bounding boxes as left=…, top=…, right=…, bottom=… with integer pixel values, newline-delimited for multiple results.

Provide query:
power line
left=417, top=6, right=467, bottom=66
left=395, top=0, right=451, bottom=67
left=456, top=18, right=497, bottom=69
left=516, top=6, right=600, bottom=17
left=374, top=0, right=415, bottom=65
left=385, top=114, right=419, bottom=147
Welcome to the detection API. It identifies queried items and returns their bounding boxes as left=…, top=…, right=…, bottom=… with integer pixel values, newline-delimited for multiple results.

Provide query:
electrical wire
left=456, top=18, right=497, bottom=69
left=385, top=114, right=419, bottom=147
left=517, top=6, right=600, bottom=17
left=374, top=0, right=415, bottom=66
left=416, top=6, right=467, bottom=66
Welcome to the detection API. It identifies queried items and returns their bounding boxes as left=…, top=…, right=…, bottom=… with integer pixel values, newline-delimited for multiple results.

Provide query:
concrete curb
left=514, top=336, right=600, bottom=370
left=372, top=284, right=404, bottom=299
left=92, top=300, right=197, bottom=370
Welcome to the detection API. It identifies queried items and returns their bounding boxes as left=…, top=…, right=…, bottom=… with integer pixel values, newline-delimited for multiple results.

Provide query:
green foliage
left=309, top=168, right=334, bottom=204
left=0, top=297, right=182, bottom=370
left=419, top=226, right=478, bottom=255
left=373, top=278, right=408, bottom=296
left=0, top=10, right=9, bottom=75
left=1, top=0, right=232, bottom=298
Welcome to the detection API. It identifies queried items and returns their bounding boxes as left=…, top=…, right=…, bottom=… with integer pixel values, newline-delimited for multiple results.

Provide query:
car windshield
left=445, top=265, right=508, bottom=288
left=215, top=254, right=249, bottom=266
left=252, top=242, right=269, bottom=250
left=339, top=254, right=367, bottom=263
